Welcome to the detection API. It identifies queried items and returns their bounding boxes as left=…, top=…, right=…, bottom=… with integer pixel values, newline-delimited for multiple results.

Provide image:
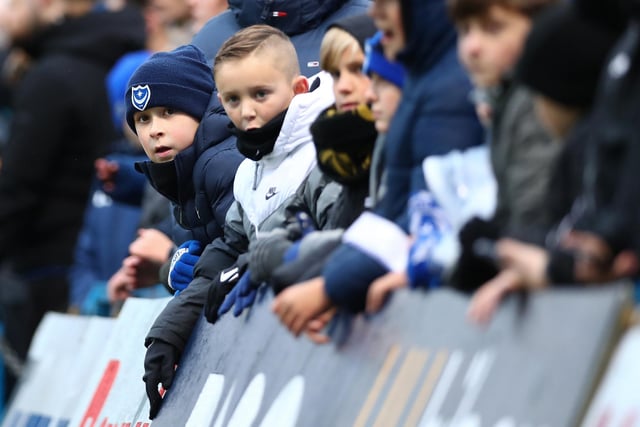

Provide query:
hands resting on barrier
left=217, top=270, right=262, bottom=318
left=168, top=240, right=202, bottom=295
left=107, top=228, right=173, bottom=303
left=203, top=258, right=247, bottom=324
left=142, top=339, right=180, bottom=419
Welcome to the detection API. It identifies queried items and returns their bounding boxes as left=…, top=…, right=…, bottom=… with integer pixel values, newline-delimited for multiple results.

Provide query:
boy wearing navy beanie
left=123, top=44, right=243, bottom=309
left=125, top=44, right=213, bottom=140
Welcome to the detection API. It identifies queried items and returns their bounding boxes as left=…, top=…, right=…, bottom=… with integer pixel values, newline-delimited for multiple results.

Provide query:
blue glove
left=234, top=270, right=260, bottom=316
left=168, top=240, right=202, bottom=295
left=217, top=281, right=240, bottom=317
left=218, top=270, right=260, bottom=318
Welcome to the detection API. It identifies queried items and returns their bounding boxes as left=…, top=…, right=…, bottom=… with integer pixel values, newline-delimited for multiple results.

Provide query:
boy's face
left=330, top=47, right=371, bottom=112
left=216, top=52, right=307, bottom=131
left=366, top=73, right=402, bottom=133
left=133, top=107, right=199, bottom=163
left=456, top=5, right=531, bottom=88
left=369, top=0, right=405, bottom=60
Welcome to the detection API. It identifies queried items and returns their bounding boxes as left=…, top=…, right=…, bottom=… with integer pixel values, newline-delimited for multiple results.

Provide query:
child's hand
left=272, top=277, right=332, bottom=337
left=366, top=271, right=408, bottom=314
left=467, top=269, right=522, bottom=325
left=129, top=228, right=174, bottom=264
left=94, top=158, right=120, bottom=192
left=560, top=230, right=623, bottom=283
left=496, top=238, right=549, bottom=289
left=107, top=265, right=136, bottom=303
left=304, top=308, right=337, bottom=344
left=123, top=255, right=162, bottom=288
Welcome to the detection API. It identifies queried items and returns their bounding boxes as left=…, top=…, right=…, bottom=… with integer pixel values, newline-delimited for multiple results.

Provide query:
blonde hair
left=319, top=27, right=361, bottom=73
left=214, top=24, right=300, bottom=80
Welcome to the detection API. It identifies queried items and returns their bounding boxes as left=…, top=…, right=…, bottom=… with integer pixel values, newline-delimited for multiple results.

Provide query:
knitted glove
left=203, top=256, right=248, bottom=324
left=248, top=228, right=293, bottom=283
left=217, top=270, right=260, bottom=317
left=168, top=240, right=202, bottom=295
left=142, top=339, right=179, bottom=419
left=270, top=232, right=343, bottom=294
left=449, top=217, right=501, bottom=294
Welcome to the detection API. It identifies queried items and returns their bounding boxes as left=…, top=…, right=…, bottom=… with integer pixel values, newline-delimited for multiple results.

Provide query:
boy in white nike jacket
left=141, top=25, right=337, bottom=419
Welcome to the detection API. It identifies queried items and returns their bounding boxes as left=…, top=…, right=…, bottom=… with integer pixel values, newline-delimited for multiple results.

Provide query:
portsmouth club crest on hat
left=131, top=85, right=151, bottom=111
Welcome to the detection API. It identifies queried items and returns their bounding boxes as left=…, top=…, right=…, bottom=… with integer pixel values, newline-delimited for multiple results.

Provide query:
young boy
left=271, top=29, right=406, bottom=336
left=215, top=14, right=378, bottom=319
left=124, top=44, right=243, bottom=296
left=141, top=25, right=335, bottom=419
left=446, top=0, right=563, bottom=292
left=466, top=3, right=626, bottom=324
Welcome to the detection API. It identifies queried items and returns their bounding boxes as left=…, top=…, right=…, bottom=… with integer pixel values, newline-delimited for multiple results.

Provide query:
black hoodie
left=0, top=6, right=146, bottom=271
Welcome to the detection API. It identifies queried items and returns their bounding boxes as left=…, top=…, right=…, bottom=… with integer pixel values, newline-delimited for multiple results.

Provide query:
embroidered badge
left=131, top=85, right=151, bottom=111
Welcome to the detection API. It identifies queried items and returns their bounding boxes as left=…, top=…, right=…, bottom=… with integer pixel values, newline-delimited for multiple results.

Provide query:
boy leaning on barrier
left=142, top=25, right=337, bottom=419
left=122, top=44, right=243, bottom=297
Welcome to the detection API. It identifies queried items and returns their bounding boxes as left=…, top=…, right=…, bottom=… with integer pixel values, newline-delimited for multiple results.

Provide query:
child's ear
left=292, top=76, right=309, bottom=95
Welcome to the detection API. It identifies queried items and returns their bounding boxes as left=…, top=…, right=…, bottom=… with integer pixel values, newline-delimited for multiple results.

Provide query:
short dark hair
left=446, top=0, right=557, bottom=22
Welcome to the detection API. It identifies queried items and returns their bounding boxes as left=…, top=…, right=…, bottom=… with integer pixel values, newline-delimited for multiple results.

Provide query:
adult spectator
left=0, top=0, right=145, bottom=399
left=191, top=0, right=371, bottom=75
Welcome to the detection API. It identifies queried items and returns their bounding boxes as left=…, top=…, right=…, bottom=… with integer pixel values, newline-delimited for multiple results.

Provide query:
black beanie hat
left=327, top=13, right=377, bottom=51
left=574, top=0, right=628, bottom=31
left=125, top=44, right=214, bottom=133
left=515, top=4, right=621, bottom=109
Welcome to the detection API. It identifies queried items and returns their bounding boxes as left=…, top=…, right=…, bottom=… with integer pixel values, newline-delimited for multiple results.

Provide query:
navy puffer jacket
left=135, top=96, right=243, bottom=245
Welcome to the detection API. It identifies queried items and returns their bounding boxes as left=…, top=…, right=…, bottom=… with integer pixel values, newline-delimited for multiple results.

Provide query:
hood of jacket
left=398, top=0, right=458, bottom=73
left=262, top=71, right=335, bottom=165
left=20, top=6, right=146, bottom=69
left=228, top=0, right=350, bottom=35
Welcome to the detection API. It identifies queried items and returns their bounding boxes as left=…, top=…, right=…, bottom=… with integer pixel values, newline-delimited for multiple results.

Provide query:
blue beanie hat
left=125, top=44, right=213, bottom=133
left=107, top=50, right=151, bottom=132
left=363, top=31, right=406, bottom=88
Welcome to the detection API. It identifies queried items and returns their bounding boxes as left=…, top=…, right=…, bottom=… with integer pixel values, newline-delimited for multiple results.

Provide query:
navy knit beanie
left=125, top=44, right=214, bottom=133
left=363, top=31, right=406, bottom=88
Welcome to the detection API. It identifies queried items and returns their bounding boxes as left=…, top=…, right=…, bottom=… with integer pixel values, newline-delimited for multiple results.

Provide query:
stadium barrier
left=1, top=285, right=637, bottom=427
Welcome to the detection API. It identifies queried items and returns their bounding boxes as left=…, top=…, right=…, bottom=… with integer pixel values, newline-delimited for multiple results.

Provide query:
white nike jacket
left=232, top=70, right=335, bottom=238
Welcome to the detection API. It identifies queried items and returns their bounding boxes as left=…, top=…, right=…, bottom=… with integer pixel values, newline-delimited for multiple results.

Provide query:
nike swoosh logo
left=220, top=267, right=239, bottom=283
left=265, top=191, right=278, bottom=200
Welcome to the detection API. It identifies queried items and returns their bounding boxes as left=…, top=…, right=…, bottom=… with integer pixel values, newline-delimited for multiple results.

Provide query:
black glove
left=203, top=256, right=248, bottom=323
left=449, top=217, right=500, bottom=293
left=142, top=339, right=180, bottom=419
